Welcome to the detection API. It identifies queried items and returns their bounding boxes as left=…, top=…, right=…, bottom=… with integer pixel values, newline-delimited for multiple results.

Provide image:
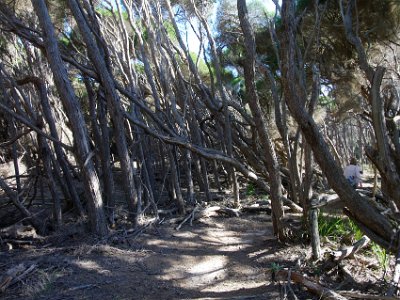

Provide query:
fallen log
left=282, top=197, right=303, bottom=213
left=311, top=193, right=341, bottom=209
left=0, top=263, right=37, bottom=293
left=331, top=235, right=370, bottom=261
left=276, top=269, right=348, bottom=300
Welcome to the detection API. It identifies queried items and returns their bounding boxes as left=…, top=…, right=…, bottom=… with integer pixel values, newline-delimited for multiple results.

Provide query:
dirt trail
left=1, top=214, right=306, bottom=300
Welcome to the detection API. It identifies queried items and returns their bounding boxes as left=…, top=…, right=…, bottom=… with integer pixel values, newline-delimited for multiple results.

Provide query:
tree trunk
left=31, top=0, right=108, bottom=236
left=280, top=0, right=396, bottom=251
left=24, top=77, right=85, bottom=217
left=237, top=0, right=286, bottom=240
left=67, top=0, right=139, bottom=223
left=38, top=127, right=62, bottom=228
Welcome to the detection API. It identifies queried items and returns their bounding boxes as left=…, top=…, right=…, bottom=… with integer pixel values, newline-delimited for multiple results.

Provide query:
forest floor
left=0, top=191, right=395, bottom=300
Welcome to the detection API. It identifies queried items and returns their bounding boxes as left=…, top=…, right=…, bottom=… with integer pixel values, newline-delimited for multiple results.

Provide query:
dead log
left=193, top=206, right=240, bottom=219
left=2, top=239, right=33, bottom=245
left=311, top=193, right=341, bottom=209
left=0, top=263, right=37, bottom=292
left=282, top=197, right=303, bottom=213
left=277, top=269, right=348, bottom=300
left=0, top=224, right=37, bottom=239
left=330, top=235, right=370, bottom=261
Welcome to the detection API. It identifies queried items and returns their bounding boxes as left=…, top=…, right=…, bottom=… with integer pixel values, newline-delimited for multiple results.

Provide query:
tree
left=237, top=0, right=286, bottom=240
left=279, top=0, right=398, bottom=251
left=31, top=0, right=108, bottom=235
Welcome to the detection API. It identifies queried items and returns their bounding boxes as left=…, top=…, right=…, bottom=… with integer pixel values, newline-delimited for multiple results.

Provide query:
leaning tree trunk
left=67, top=0, right=139, bottom=223
left=18, top=77, right=86, bottom=217
left=31, top=0, right=108, bottom=236
left=280, top=0, right=397, bottom=251
left=237, top=0, right=286, bottom=241
left=191, top=0, right=240, bottom=207
left=85, top=82, right=115, bottom=224
left=340, top=0, right=400, bottom=209
left=37, top=121, right=62, bottom=228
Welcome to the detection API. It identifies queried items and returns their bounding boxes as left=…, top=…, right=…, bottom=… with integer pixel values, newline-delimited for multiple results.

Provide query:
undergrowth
left=318, top=212, right=388, bottom=269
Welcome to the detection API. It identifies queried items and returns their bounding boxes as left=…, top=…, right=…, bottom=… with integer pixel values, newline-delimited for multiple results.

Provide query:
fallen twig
left=3, top=239, right=33, bottom=245
left=10, top=264, right=37, bottom=285
left=176, top=206, right=198, bottom=230
left=241, top=204, right=271, bottom=214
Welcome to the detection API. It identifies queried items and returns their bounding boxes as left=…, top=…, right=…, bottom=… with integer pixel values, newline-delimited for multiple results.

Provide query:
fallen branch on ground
left=175, top=206, right=199, bottom=230
left=175, top=206, right=240, bottom=230
left=330, top=235, right=370, bottom=261
left=311, top=193, right=340, bottom=209
left=276, top=269, right=348, bottom=300
left=0, top=263, right=37, bottom=293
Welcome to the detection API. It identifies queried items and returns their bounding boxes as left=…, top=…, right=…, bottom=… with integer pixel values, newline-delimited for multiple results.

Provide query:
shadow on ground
left=0, top=213, right=312, bottom=300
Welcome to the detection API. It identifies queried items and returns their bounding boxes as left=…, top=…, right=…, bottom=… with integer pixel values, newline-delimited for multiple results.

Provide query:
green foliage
left=319, top=95, right=337, bottom=111
left=95, top=7, right=113, bottom=18
left=370, top=242, right=389, bottom=269
left=189, top=52, right=209, bottom=76
left=246, top=183, right=256, bottom=196
left=222, top=68, right=243, bottom=92
left=230, top=76, right=243, bottom=87
left=132, top=60, right=145, bottom=74
left=318, top=213, right=351, bottom=240
left=348, top=219, right=364, bottom=241
left=270, top=262, right=283, bottom=272
left=318, top=213, right=389, bottom=270
left=318, top=213, right=364, bottom=243
left=58, top=36, right=71, bottom=48
left=163, top=21, right=177, bottom=43
left=95, top=8, right=128, bottom=20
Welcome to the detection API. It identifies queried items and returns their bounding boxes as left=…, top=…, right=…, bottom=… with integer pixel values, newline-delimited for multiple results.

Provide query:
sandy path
left=1, top=215, right=287, bottom=300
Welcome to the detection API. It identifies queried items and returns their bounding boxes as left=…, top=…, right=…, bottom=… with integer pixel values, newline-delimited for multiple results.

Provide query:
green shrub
left=246, top=183, right=256, bottom=196
left=318, top=212, right=388, bottom=269
left=318, top=213, right=350, bottom=240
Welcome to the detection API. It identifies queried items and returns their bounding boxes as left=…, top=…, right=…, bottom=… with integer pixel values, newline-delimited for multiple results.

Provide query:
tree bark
left=67, top=0, right=139, bottom=223
left=16, top=77, right=85, bottom=217
left=31, top=0, right=108, bottom=236
left=237, top=0, right=286, bottom=240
